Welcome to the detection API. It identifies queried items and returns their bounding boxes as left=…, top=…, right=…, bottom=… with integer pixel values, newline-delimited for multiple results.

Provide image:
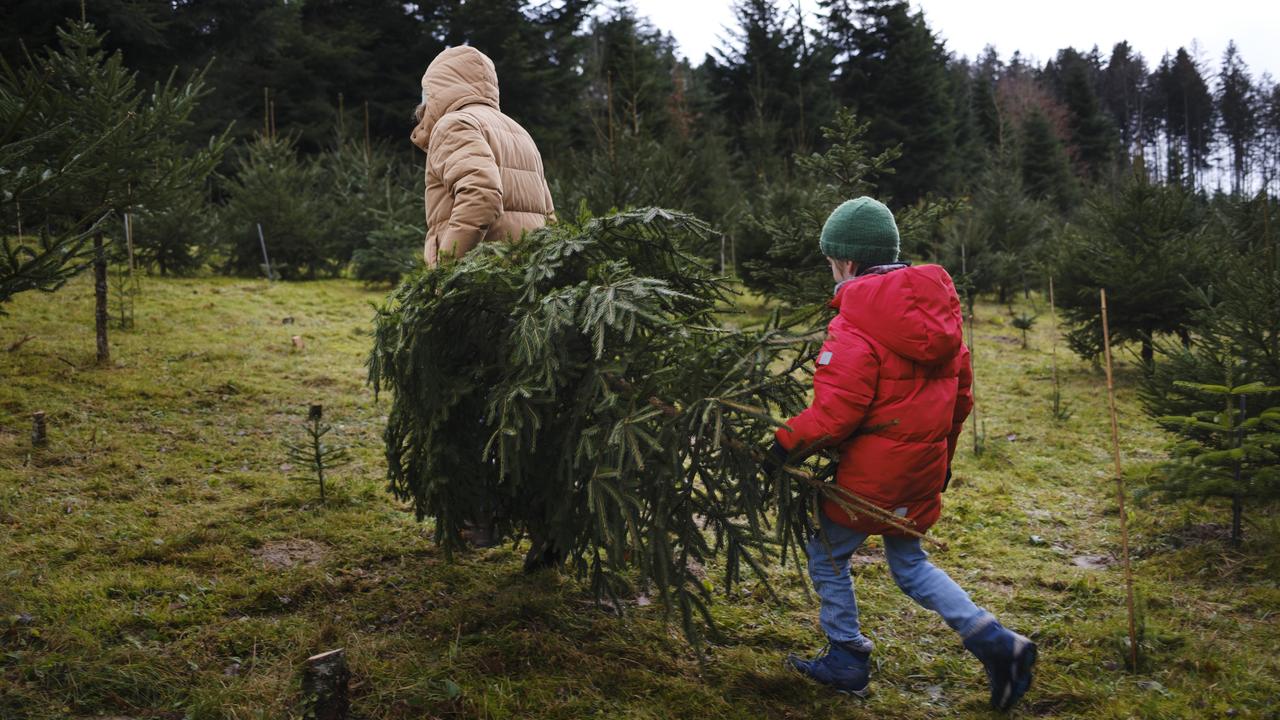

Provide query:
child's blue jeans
left=806, top=510, right=995, bottom=652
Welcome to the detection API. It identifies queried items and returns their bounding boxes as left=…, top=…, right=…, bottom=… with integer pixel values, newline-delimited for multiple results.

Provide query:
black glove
left=942, top=466, right=952, bottom=493
left=761, top=440, right=790, bottom=476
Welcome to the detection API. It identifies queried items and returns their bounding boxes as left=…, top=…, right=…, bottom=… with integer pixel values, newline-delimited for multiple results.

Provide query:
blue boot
left=786, top=641, right=871, bottom=697
left=963, top=621, right=1037, bottom=711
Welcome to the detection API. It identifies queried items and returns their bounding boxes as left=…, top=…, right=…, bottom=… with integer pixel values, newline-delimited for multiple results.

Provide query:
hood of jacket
left=833, top=264, right=963, bottom=365
left=410, top=46, right=500, bottom=152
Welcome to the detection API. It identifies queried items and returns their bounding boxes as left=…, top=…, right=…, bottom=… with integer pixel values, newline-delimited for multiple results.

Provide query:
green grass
left=2, top=275, right=1278, bottom=719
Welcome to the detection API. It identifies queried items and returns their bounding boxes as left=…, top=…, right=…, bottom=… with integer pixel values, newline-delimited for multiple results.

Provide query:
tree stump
left=31, top=411, right=47, bottom=447
left=302, top=648, right=349, bottom=720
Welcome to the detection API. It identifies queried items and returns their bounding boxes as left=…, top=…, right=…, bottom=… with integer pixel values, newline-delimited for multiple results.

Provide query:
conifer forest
left=2, top=1, right=1279, bottom=718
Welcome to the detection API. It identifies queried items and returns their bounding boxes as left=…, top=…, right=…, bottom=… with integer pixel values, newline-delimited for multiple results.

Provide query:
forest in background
left=4, top=5, right=1280, bottom=715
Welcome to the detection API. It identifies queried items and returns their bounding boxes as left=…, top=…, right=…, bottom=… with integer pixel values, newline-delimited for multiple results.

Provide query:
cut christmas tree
left=369, top=208, right=866, bottom=642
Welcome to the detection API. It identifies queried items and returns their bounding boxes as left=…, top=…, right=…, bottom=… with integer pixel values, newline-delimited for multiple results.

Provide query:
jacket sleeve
left=947, top=344, right=974, bottom=463
left=429, top=114, right=503, bottom=260
left=775, top=337, right=878, bottom=457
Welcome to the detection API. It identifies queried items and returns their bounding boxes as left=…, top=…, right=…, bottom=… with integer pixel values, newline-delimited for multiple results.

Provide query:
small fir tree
left=349, top=147, right=423, bottom=284
left=222, top=134, right=331, bottom=279
left=1141, top=202, right=1280, bottom=544
left=1149, top=381, right=1280, bottom=546
left=1011, top=309, right=1038, bottom=349
left=941, top=150, right=1051, bottom=305
left=2, top=21, right=225, bottom=349
left=1054, top=165, right=1211, bottom=365
left=285, top=404, right=350, bottom=504
left=130, top=188, right=218, bottom=275
left=0, top=52, right=107, bottom=309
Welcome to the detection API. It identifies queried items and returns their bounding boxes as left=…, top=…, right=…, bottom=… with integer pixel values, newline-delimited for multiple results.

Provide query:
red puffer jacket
left=776, top=264, right=973, bottom=535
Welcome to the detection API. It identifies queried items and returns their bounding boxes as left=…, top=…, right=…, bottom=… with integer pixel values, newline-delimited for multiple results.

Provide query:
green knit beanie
left=819, top=197, right=900, bottom=266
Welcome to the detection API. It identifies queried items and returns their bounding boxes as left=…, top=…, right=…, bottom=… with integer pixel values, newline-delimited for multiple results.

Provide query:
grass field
left=2, top=274, right=1278, bottom=719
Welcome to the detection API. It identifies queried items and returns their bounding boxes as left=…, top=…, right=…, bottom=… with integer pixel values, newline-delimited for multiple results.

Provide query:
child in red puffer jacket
left=768, top=197, right=1036, bottom=711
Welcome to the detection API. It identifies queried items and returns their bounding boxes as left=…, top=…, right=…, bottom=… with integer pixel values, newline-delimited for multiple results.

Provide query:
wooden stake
left=93, top=232, right=109, bottom=365
left=123, top=213, right=135, bottom=274
left=607, top=73, right=615, bottom=161
left=302, top=648, right=350, bottom=720
left=31, top=411, right=47, bottom=448
left=337, top=92, right=345, bottom=137
left=1101, top=288, right=1139, bottom=671
left=257, top=223, right=273, bottom=281
left=959, top=242, right=981, bottom=454
left=1050, top=277, right=1062, bottom=415
left=363, top=101, right=371, bottom=164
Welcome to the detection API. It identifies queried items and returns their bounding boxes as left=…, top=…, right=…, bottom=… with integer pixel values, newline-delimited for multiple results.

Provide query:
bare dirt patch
left=1071, top=554, right=1113, bottom=570
left=252, top=538, right=328, bottom=570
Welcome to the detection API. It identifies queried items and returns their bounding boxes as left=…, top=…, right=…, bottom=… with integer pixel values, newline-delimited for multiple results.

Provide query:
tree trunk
left=522, top=535, right=565, bottom=574
left=94, top=232, right=109, bottom=365
left=1140, top=337, right=1154, bottom=370
left=1231, top=494, right=1242, bottom=547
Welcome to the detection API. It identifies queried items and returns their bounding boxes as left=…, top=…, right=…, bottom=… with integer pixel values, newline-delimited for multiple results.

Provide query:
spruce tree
left=1152, top=49, right=1216, bottom=188
left=1265, top=81, right=1280, bottom=185
left=1, top=45, right=104, bottom=309
left=368, top=209, right=840, bottom=641
left=1143, top=195, right=1280, bottom=414
left=1146, top=379, right=1280, bottom=547
left=971, top=47, right=1005, bottom=149
left=561, top=6, right=739, bottom=240
left=3, top=21, right=224, bottom=324
left=221, top=134, right=331, bottom=279
left=738, top=108, right=900, bottom=303
left=130, top=184, right=219, bottom=275
left=1102, top=42, right=1148, bottom=156
left=1019, top=108, right=1078, bottom=212
left=1046, top=48, right=1118, bottom=180
left=708, top=0, right=834, bottom=180
left=350, top=161, right=423, bottom=285
left=1216, top=42, right=1258, bottom=195
left=942, top=150, right=1050, bottom=304
left=1054, top=166, right=1210, bottom=364
left=821, top=0, right=957, bottom=202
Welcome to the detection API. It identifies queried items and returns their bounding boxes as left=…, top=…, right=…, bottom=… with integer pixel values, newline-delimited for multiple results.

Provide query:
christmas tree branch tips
left=367, top=208, right=855, bottom=642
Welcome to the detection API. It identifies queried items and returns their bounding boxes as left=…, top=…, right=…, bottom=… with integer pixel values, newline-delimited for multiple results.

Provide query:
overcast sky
left=622, top=0, right=1280, bottom=80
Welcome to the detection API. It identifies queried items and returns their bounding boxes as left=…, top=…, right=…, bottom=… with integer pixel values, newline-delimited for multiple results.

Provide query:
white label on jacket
left=818, top=351, right=833, bottom=366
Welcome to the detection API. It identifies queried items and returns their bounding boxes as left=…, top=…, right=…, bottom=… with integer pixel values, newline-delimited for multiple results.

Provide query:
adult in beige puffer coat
left=410, top=46, right=555, bottom=267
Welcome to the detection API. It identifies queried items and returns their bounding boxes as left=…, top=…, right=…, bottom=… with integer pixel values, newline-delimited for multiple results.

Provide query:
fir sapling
left=285, top=404, right=349, bottom=504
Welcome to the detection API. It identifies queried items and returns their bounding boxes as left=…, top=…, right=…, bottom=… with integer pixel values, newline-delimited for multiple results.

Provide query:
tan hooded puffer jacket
left=410, top=46, right=555, bottom=266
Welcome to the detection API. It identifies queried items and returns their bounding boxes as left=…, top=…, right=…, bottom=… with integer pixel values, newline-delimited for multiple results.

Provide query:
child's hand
left=761, top=440, right=790, bottom=476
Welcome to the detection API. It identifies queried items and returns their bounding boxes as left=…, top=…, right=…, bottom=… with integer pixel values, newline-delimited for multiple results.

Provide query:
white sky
left=622, top=0, right=1280, bottom=80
